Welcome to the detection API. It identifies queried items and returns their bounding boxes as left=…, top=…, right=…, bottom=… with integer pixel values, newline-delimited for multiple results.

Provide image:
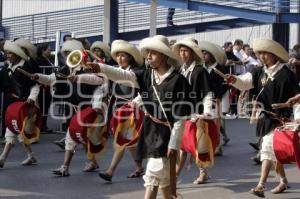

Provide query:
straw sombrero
left=173, top=37, right=203, bottom=63
left=61, top=40, right=83, bottom=52
left=139, top=35, right=178, bottom=66
left=253, top=38, right=289, bottom=63
left=111, top=40, right=143, bottom=66
left=15, top=38, right=37, bottom=59
left=90, top=41, right=111, bottom=61
left=4, top=40, right=30, bottom=61
left=198, top=41, right=227, bottom=65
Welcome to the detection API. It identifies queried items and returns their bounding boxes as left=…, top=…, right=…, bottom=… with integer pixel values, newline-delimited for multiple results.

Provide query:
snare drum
left=273, top=123, right=300, bottom=169
left=69, top=106, right=108, bottom=158
left=5, top=101, right=42, bottom=144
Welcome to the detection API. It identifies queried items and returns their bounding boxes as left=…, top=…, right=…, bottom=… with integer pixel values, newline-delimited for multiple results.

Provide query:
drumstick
left=262, top=109, right=278, bottom=117
left=55, top=72, right=69, bottom=79
left=16, top=68, right=47, bottom=87
left=272, top=102, right=293, bottom=109
left=16, top=68, right=33, bottom=78
left=212, top=68, right=226, bottom=79
left=262, top=109, right=290, bottom=124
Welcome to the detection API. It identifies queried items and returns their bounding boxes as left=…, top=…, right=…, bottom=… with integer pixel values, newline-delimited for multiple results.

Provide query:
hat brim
left=111, top=41, right=143, bottom=66
left=4, top=40, right=29, bottom=61
left=199, top=41, right=227, bottom=65
left=253, top=38, right=289, bottom=63
left=139, top=37, right=178, bottom=66
left=91, top=41, right=111, bottom=61
left=173, top=39, right=203, bottom=63
left=61, top=40, right=83, bottom=52
left=15, top=39, right=37, bottom=59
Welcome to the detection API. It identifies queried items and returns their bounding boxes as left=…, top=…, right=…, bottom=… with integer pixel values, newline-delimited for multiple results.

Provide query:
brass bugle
left=66, top=49, right=103, bottom=69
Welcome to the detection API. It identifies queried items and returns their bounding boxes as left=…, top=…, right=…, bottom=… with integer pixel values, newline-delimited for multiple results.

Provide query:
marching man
left=225, top=38, right=300, bottom=197
left=0, top=40, right=40, bottom=168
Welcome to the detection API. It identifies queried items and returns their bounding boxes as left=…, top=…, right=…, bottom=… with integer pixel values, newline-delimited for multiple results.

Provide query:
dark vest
left=54, top=66, right=98, bottom=106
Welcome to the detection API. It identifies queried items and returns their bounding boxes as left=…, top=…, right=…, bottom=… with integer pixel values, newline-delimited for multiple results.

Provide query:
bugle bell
left=66, top=49, right=102, bottom=69
left=66, top=49, right=86, bottom=68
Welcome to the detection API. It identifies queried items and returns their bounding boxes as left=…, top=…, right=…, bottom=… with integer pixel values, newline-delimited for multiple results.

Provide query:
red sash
left=110, top=104, right=144, bottom=150
left=181, top=119, right=219, bottom=168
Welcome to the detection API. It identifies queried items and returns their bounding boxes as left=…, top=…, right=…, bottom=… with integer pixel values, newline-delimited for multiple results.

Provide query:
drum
left=273, top=123, right=300, bottom=169
left=69, top=106, right=108, bottom=158
left=181, top=119, right=219, bottom=168
left=5, top=101, right=41, bottom=144
left=110, top=104, right=144, bottom=149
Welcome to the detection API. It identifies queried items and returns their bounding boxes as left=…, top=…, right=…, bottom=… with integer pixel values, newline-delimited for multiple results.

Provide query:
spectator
left=233, top=39, right=246, bottom=75
left=289, top=44, right=300, bottom=83
left=242, top=44, right=260, bottom=72
left=167, top=8, right=175, bottom=26
left=63, top=34, right=72, bottom=42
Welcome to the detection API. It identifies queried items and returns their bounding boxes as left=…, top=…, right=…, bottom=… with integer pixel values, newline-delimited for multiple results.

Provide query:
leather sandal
left=271, top=182, right=287, bottom=194
left=82, top=161, right=99, bottom=172
left=52, top=165, right=70, bottom=177
left=193, top=172, right=209, bottom=184
left=98, top=172, right=112, bottom=182
left=127, top=168, right=145, bottom=178
left=250, top=186, right=265, bottom=198
left=21, top=156, right=37, bottom=166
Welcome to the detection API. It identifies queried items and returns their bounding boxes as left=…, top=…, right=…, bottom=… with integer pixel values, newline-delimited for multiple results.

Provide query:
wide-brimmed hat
left=14, top=38, right=37, bottom=59
left=198, top=41, right=227, bottom=65
left=111, top=40, right=143, bottom=66
left=61, top=40, right=83, bottom=52
left=173, top=37, right=203, bottom=63
left=90, top=41, right=111, bottom=61
left=139, top=35, right=178, bottom=66
left=253, top=38, right=289, bottom=63
left=4, top=40, right=30, bottom=61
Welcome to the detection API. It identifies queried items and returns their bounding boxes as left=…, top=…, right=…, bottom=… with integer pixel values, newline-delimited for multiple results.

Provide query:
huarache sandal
left=98, top=172, right=112, bottom=182
left=250, top=186, right=265, bottom=198
left=271, top=182, right=288, bottom=194
left=127, top=169, right=145, bottom=178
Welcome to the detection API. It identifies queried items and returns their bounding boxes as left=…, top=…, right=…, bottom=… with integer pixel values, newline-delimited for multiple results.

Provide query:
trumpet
left=66, top=49, right=103, bottom=69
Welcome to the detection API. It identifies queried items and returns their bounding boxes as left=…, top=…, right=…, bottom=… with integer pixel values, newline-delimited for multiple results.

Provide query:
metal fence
left=1, top=1, right=232, bottom=43
left=194, top=0, right=300, bottom=13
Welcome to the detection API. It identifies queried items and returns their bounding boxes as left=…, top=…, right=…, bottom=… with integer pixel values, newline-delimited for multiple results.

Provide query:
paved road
left=0, top=118, right=299, bottom=199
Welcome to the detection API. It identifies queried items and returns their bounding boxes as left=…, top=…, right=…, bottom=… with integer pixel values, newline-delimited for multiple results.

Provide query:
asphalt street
left=0, top=118, right=300, bottom=199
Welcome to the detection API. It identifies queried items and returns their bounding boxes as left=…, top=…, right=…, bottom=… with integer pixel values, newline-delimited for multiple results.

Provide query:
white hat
left=139, top=35, right=178, bottom=66
left=111, top=40, right=143, bottom=66
left=4, top=40, right=30, bottom=61
left=90, top=41, right=111, bottom=61
left=15, top=38, right=37, bottom=59
left=61, top=40, right=83, bottom=52
left=173, top=37, right=203, bottom=63
left=253, top=38, right=289, bottom=63
left=198, top=41, right=227, bottom=65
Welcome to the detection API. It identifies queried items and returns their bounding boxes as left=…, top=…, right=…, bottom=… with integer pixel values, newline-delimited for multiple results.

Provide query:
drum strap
left=144, top=112, right=170, bottom=127
left=151, top=69, right=172, bottom=131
